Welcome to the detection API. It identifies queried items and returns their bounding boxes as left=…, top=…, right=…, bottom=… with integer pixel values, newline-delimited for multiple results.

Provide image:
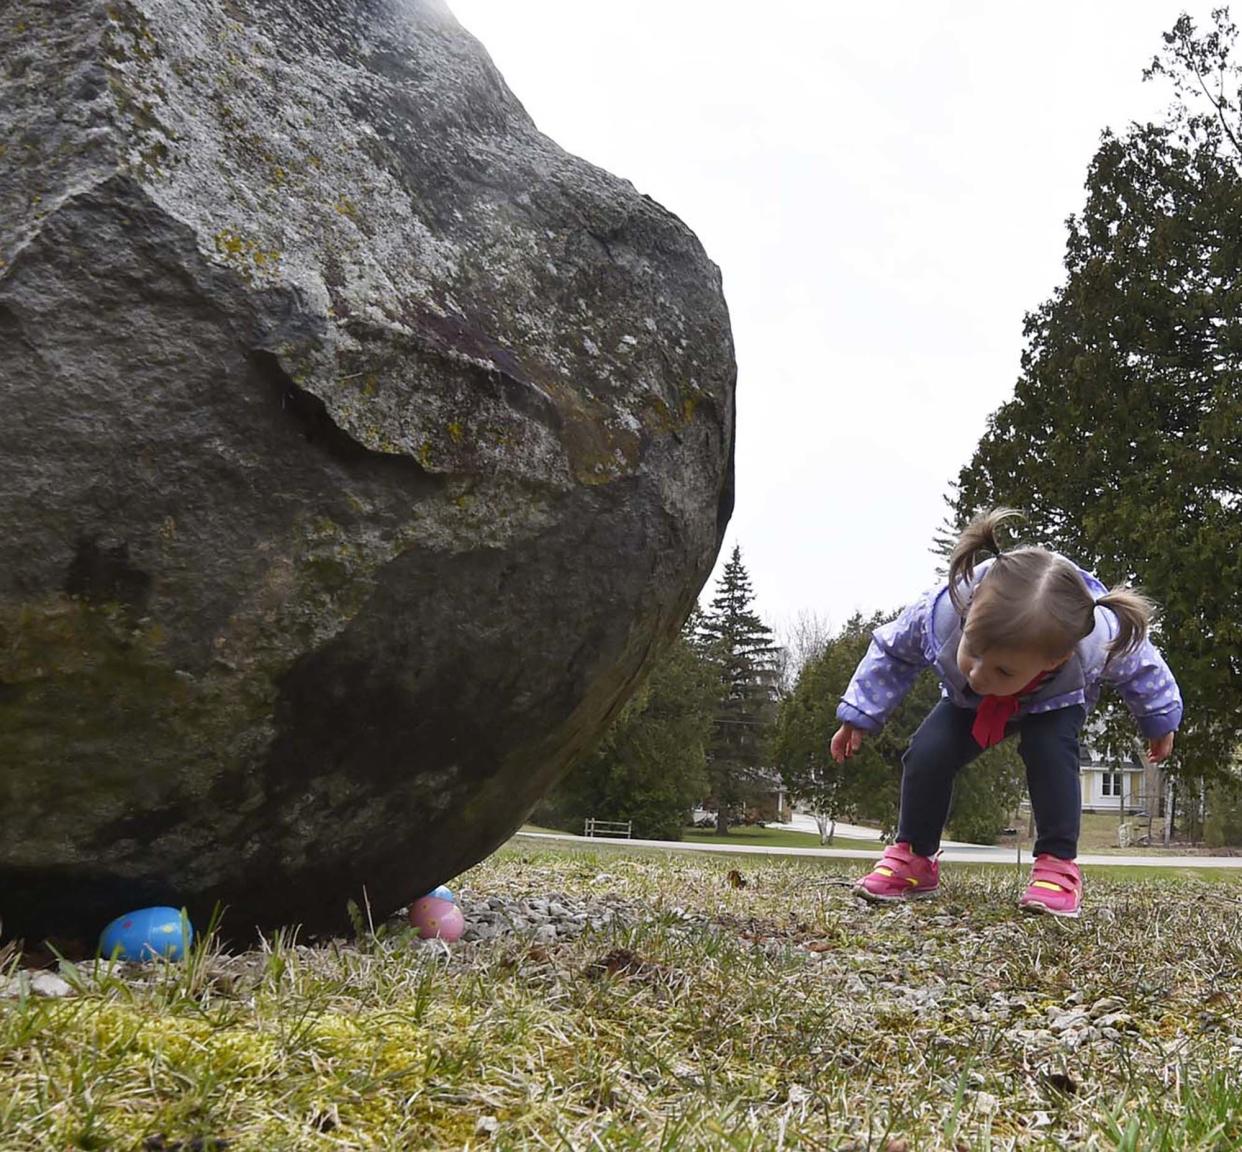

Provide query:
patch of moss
left=0, top=597, right=276, bottom=846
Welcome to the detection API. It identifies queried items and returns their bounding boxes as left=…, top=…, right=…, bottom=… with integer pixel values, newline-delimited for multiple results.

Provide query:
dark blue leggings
left=896, top=700, right=1085, bottom=860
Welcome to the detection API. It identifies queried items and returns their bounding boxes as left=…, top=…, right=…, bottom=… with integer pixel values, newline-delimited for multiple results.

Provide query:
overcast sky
left=449, top=1, right=1206, bottom=638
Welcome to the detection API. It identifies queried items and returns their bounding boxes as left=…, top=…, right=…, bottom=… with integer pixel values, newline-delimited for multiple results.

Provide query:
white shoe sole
left=1019, top=899, right=1080, bottom=920
left=855, top=885, right=939, bottom=905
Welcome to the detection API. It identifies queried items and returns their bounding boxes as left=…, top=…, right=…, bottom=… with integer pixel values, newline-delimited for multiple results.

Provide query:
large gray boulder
left=0, top=0, right=734, bottom=944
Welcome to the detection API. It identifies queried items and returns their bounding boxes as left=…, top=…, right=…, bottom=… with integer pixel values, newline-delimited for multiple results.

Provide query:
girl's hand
left=830, top=724, right=864, bottom=763
left=1147, top=732, right=1175, bottom=763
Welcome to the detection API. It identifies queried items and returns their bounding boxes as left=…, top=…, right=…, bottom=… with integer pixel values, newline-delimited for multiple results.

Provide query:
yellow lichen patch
left=214, top=231, right=246, bottom=257
left=334, top=195, right=358, bottom=219
left=447, top=421, right=464, bottom=445
left=213, top=230, right=281, bottom=277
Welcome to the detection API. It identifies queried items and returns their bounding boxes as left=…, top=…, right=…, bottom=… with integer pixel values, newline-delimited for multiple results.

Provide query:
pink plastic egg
left=408, top=895, right=465, bottom=941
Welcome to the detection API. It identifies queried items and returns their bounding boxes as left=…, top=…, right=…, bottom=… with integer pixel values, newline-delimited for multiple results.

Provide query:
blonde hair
left=947, top=509, right=1153, bottom=663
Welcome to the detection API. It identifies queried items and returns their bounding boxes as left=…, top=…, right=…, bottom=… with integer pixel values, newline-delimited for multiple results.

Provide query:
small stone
left=1089, top=996, right=1126, bottom=1019
left=1013, top=1028, right=1056, bottom=1047
left=534, top=925, right=557, bottom=945
left=29, top=972, right=74, bottom=998
left=1096, top=1011, right=1133, bottom=1030
left=1049, top=1009, right=1090, bottom=1034
left=974, top=1091, right=999, bottom=1115
left=475, top=1116, right=499, bottom=1138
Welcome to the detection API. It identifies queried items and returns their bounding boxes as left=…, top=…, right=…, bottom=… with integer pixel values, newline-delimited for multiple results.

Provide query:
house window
left=1101, top=772, right=1123, bottom=798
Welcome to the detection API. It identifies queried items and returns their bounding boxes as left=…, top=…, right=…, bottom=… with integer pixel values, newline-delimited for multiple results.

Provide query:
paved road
left=513, top=830, right=1242, bottom=870
left=769, top=813, right=977, bottom=849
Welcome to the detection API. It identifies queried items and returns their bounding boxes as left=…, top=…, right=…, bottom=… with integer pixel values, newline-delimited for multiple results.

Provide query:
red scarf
left=971, top=672, right=1049, bottom=749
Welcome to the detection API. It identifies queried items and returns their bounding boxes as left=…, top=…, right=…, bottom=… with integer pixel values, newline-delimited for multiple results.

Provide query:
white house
left=1079, top=744, right=1152, bottom=813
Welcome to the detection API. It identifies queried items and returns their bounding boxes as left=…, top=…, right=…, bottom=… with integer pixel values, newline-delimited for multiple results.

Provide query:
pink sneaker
left=855, top=842, right=940, bottom=903
left=1019, top=855, right=1082, bottom=918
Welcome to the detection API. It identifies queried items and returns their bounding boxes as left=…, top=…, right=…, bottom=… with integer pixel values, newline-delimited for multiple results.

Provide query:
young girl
left=833, top=509, right=1182, bottom=918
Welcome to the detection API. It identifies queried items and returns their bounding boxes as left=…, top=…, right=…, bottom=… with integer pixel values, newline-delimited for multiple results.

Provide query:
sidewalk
left=770, top=812, right=979, bottom=849
left=513, top=829, right=1242, bottom=869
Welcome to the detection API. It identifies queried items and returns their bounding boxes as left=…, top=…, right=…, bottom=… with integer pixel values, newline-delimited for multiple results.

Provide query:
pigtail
left=1096, top=586, right=1155, bottom=661
left=947, top=508, right=1024, bottom=613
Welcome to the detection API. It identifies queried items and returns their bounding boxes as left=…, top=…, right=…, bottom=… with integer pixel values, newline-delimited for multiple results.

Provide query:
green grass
left=4, top=841, right=1242, bottom=1149
left=683, top=825, right=881, bottom=850
left=520, top=830, right=1242, bottom=884
left=999, top=811, right=1171, bottom=855
left=520, top=821, right=880, bottom=850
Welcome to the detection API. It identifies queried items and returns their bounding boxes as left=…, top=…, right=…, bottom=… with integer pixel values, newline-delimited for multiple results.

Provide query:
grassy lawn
left=4, top=840, right=1242, bottom=1149
left=997, top=811, right=1227, bottom=857
left=519, top=832, right=1242, bottom=885
left=683, top=825, right=881, bottom=850
left=521, top=822, right=881, bottom=850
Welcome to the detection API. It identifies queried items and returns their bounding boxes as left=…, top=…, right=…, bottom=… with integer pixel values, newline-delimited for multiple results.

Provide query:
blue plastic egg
left=428, top=884, right=455, bottom=903
left=99, top=906, right=192, bottom=962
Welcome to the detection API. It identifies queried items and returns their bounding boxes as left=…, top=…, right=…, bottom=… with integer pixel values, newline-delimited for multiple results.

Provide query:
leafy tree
left=697, top=546, right=780, bottom=833
left=945, top=749, right=1025, bottom=847
left=535, top=626, right=718, bottom=840
left=774, top=610, right=833, bottom=698
left=774, top=615, right=900, bottom=841
left=776, top=612, right=1027, bottom=846
left=953, top=10, right=1242, bottom=784
left=1205, top=771, right=1242, bottom=846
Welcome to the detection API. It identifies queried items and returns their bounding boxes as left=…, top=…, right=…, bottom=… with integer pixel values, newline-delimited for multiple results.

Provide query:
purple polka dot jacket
left=837, top=558, right=1183, bottom=739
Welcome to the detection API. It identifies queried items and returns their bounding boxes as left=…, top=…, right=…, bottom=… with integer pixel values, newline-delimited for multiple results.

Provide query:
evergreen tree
left=953, top=11, right=1242, bottom=782
left=698, top=546, right=779, bottom=833
left=535, top=621, right=718, bottom=840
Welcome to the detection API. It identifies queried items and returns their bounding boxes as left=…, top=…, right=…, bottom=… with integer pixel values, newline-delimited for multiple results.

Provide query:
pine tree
left=953, top=11, right=1242, bottom=782
left=534, top=616, right=719, bottom=840
left=698, top=545, right=780, bottom=833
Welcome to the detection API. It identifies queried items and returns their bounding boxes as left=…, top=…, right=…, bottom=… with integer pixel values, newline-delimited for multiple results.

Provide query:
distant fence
left=583, top=818, right=632, bottom=839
